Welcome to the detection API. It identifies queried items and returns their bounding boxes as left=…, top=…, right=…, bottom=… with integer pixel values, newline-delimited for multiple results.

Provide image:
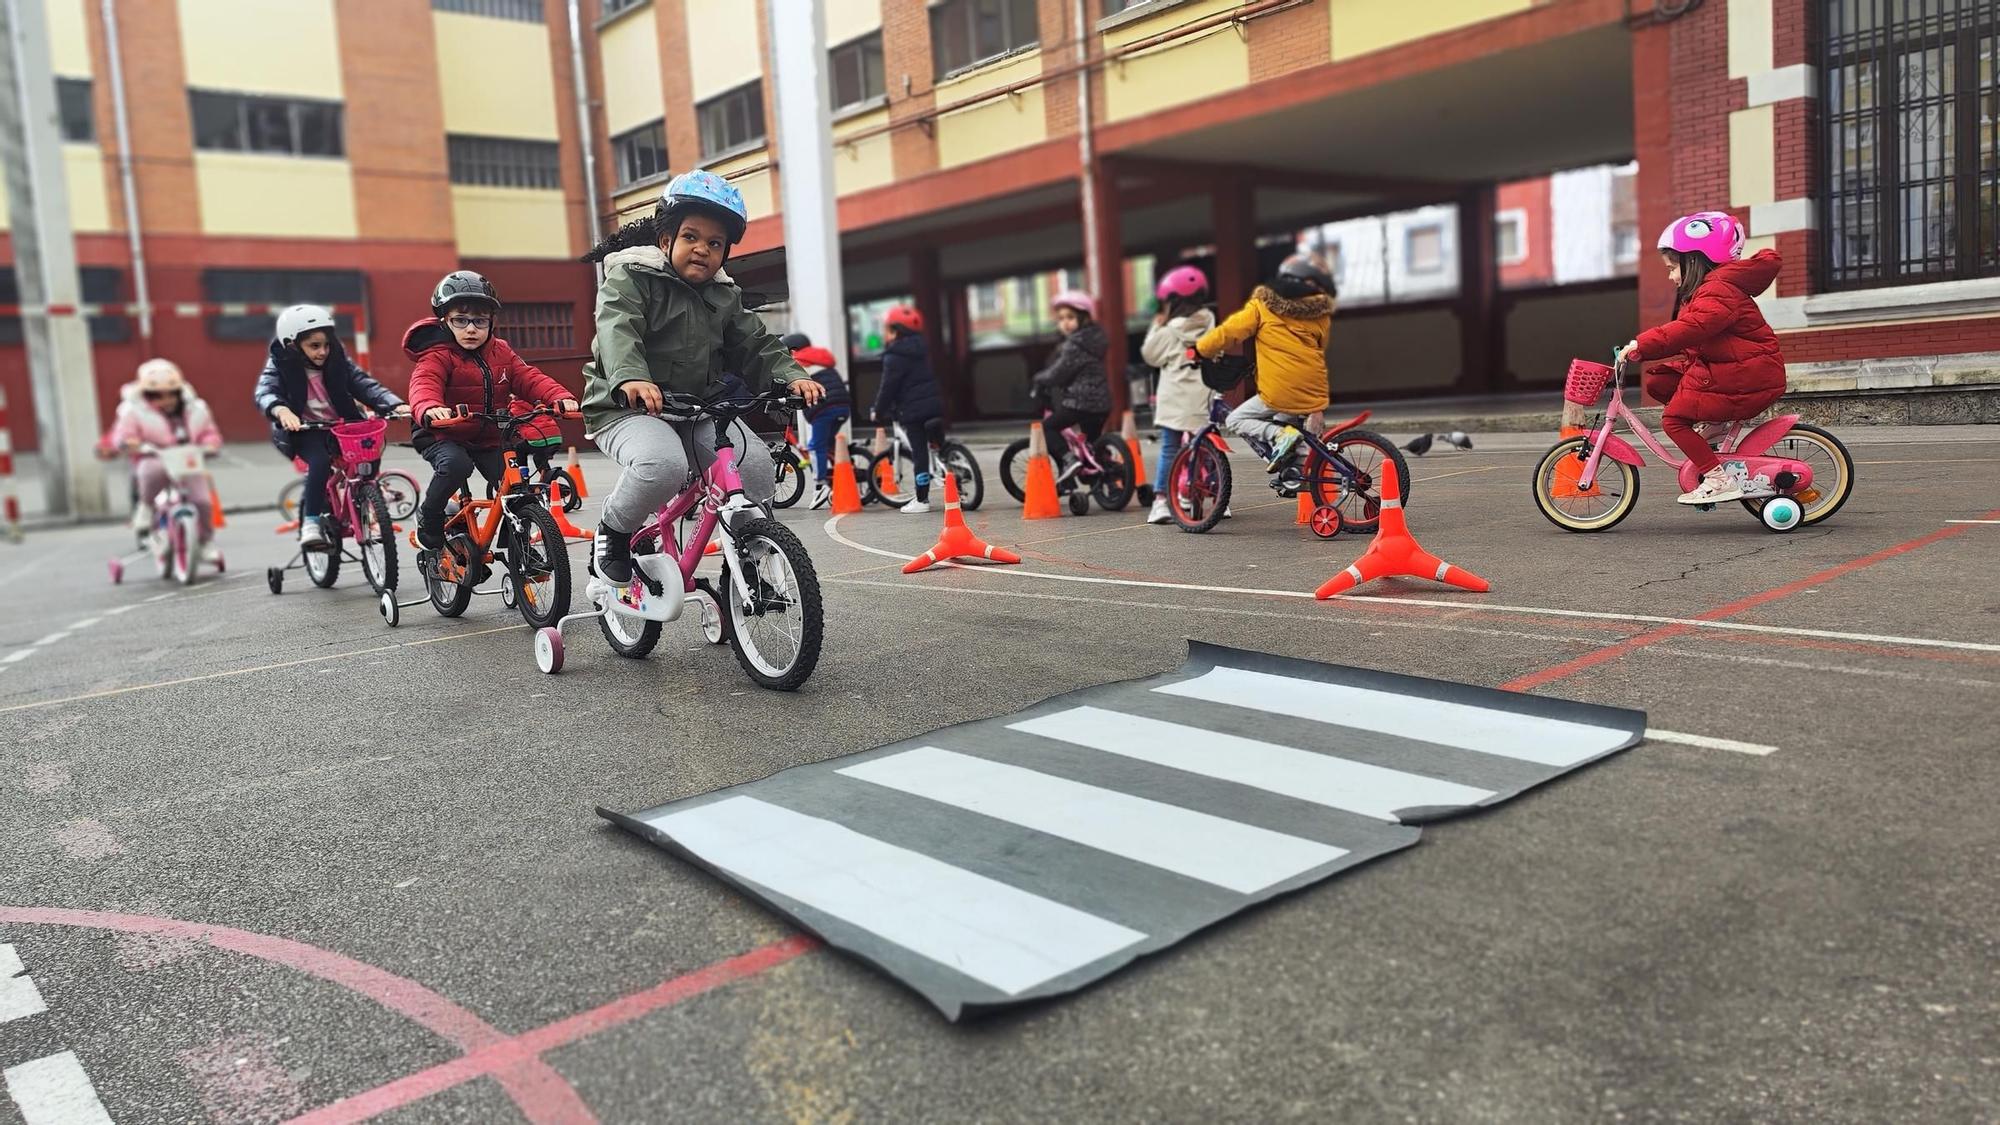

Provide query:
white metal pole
left=565, top=0, right=604, bottom=280
left=0, top=0, right=108, bottom=519
left=765, top=0, right=848, bottom=438
left=1073, top=0, right=1103, bottom=302
left=99, top=0, right=150, bottom=345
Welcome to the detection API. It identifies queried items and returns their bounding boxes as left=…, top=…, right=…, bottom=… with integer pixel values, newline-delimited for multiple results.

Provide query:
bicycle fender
left=1730, top=414, right=1803, bottom=458
left=1203, top=432, right=1233, bottom=453
left=1597, top=433, right=1646, bottom=468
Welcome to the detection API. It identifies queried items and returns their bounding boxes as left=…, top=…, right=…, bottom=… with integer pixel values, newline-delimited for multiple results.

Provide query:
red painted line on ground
left=285, top=935, right=819, bottom=1125
left=1502, top=513, right=2000, bottom=693
left=0, top=907, right=594, bottom=1125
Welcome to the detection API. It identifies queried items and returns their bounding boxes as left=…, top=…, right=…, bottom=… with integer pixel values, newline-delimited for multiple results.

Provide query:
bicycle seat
left=1320, top=410, right=1372, bottom=436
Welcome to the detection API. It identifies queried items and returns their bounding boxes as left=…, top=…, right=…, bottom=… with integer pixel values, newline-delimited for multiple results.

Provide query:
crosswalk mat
left=601, top=642, right=1646, bottom=1020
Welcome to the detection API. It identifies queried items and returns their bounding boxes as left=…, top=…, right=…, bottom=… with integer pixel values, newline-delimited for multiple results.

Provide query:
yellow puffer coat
left=1195, top=286, right=1334, bottom=415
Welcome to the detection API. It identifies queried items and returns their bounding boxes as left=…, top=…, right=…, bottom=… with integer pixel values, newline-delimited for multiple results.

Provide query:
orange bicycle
left=380, top=405, right=579, bottom=630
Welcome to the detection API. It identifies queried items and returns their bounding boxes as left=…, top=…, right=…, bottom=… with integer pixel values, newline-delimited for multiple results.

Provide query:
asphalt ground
left=3, top=426, right=1997, bottom=1124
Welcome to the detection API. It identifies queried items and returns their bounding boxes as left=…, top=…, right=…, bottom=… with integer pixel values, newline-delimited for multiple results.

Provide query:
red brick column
left=881, top=0, right=938, bottom=179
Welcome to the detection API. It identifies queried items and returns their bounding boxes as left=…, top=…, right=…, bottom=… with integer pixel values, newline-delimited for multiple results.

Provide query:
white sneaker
left=201, top=543, right=225, bottom=566
left=298, top=518, right=327, bottom=546
left=130, top=507, right=150, bottom=533
left=902, top=500, right=931, bottom=515
left=809, top=483, right=831, bottom=510
left=1678, top=465, right=1745, bottom=505
left=1146, top=498, right=1172, bottom=525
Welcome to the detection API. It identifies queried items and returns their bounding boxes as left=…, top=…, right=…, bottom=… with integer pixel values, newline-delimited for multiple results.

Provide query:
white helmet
left=135, top=358, right=186, bottom=394
left=275, top=304, right=337, bottom=348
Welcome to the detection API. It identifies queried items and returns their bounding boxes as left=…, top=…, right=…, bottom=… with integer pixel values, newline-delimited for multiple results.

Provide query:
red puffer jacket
left=1634, top=249, right=1787, bottom=421
left=403, top=318, right=573, bottom=450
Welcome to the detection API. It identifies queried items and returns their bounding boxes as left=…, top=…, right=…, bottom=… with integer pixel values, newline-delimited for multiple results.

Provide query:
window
left=202, top=269, right=363, bottom=342
left=188, top=90, right=344, bottom=157
left=1820, top=1, right=1999, bottom=288
left=495, top=302, right=576, bottom=353
left=1103, top=0, right=1151, bottom=14
left=0, top=268, right=126, bottom=345
left=431, top=0, right=543, bottom=19
left=600, top=0, right=645, bottom=18
left=930, top=0, right=1039, bottom=78
left=610, top=120, right=668, bottom=188
left=448, top=135, right=561, bottom=189
left=1612, top=223, right=1640, bottom=264
left=1495, top=212, right=1526, bottom=264
left=56, top=77, right=92, bottom=143
left=830, top=32, right=885, bottom=111
left=698, top=82, right=765, bottom=159
left=1406, top=224, right=1445, bottom=273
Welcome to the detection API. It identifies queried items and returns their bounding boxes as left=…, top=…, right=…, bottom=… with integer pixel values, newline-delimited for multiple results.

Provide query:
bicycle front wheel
left=721, top=517, right=823, bottom=691
left=1532, top=437, right=1640, bottom=532
left=1168, top=439, right=1231, bottom=533
left=508, top=504, right=572, bottom=628
left=942, top=442, right=984, bottom=511
left=770, top=442, right=807, bottom=508
left=357, top=484, right=397, bottom=594
left=998, top=438, right=1032, bottom=503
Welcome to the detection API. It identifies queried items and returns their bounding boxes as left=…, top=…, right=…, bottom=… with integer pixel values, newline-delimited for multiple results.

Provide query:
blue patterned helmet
left=659, top=170, right=748, bottom=244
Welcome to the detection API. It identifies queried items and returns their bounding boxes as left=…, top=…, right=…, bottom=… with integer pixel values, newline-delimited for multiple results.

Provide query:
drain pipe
left=565, top=0, right=604, bottom=278
left=99, top=0, right=150, bottom=346
left=1073, top=0, right=1101, bottom=298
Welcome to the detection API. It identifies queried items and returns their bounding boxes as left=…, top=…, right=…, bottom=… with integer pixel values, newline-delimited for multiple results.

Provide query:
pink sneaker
left=1678, top=465, right=1745, bottom=505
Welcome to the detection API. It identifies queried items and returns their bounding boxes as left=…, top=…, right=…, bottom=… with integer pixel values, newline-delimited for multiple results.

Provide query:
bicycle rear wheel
left=1090, top=436, right=1135, bottom=512
left=998, top=438, right=1031, bottom=503
left=865, top=449, right=916, bottom=508
left=378, top=471, right=420, bottom=521
left=1305, top=429, right=1408, bottom=534
left=941, top=441, right=984, bottom=511
left=770, top=442, right=807, bottom=508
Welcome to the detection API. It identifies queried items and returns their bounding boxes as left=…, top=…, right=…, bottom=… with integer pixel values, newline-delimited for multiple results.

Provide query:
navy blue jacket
left=252, top=337, right=403, bottom=449
left=872, top=332, right=944, bottom=425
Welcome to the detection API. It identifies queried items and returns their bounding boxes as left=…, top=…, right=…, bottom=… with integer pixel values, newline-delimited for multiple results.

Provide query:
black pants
left=420, top=441, right=505, bottom=530
left=1044, top=408, right=1108, bottom=467
left=900, top=414, right=946, bottom=502
left=280, top=431, right=338, bottom=520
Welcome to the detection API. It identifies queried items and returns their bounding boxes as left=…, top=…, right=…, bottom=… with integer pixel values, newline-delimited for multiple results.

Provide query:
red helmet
left=882, top=304, right=924, bottom=333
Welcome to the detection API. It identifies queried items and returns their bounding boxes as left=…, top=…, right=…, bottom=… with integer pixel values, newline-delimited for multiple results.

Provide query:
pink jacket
left=107, top=393, right=223, bottom=458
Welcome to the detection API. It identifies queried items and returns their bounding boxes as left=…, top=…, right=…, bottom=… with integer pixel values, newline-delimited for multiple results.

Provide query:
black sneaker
left=593, top=525, right=634, bottom=584
left=415, top=517, right=444, bottom=552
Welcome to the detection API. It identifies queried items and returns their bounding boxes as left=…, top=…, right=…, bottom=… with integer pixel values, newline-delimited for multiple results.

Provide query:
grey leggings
left=594, top=412, right=777, bottom=532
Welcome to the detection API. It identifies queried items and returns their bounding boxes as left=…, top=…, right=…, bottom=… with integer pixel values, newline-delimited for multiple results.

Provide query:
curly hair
left=581, top=214, right=663, bottom=264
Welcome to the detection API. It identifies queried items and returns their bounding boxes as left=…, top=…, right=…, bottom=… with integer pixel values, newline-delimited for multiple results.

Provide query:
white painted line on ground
left=826, top=513, right=2000, bottom=654
left=0, top=944, right=49, bottom=1023
left=2, top=650, right=36, bottom=665
left=1408, top=465, right=1500, bottom=482
left=1645, top=729, right=1778, bottom=756
left=67, top=618, right=101, bottom=631
left=143, top=592, right=176, bottom=603
left=4, top=1051, right=115, bottom=1125
left=102, top=606, right=137, bottom=617
left=1945, top=519, right=2000, bottom=525
left=30, top=633, right=70, bottom=647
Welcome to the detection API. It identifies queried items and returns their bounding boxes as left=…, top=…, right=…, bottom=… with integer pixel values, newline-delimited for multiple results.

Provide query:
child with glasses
left=403, top=271, right=578, bottom=551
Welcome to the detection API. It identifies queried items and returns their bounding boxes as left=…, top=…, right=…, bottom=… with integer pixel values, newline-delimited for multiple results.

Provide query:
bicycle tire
left=942, top=441, right=985, bottom=511
left=998, top=438, right=1031, bottom=503
left=770, top=442, right=807, bottom=508
left=722, top=517, right=823, bottom=691
left=277, top=478, right=306, bottom=522
left=378, top=471, right=421, bottom=521
left=508, top=504, right=572, bottom=628
left=304, top=530, right=341, bottom=588
left=357, top=485, right=397, bottom=595
left=1168, top=441, right=1231, bottom=533
left=1306, top=428, right=1409, bottom=534
left=1090, top=436, right=1135, bottom=512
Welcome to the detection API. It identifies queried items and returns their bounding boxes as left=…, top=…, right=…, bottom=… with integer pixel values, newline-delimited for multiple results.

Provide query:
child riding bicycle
left=254, top=305, right=410, bottom=546
left=578, top=170, right=822, bottom=584
left=873, top=305, right=946, bottom=514
left=784, top=332, right=850, bottom=509
left=104, top=359, right=224, bottom=563
left=404, top=270, right=579, bottom=551
left=1618, top=211, right=1787, bottom=506
left=1141, top=265, right=1217, bottom=524
left=1194, top=254, right=1336, bottom=472
left=1031, top=290, right=1113, bottom=483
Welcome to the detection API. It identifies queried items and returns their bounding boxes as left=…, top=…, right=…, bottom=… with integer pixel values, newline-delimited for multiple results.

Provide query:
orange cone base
left=704, top=539, right=720, bottom=556
left=1314, top=541, right=1490, bottom=598
left=902, top=527, right=1023, bottom=574
left=1022, top=455, right=1062, bottom=520
left=275, top=519, right=299, bottom=535
left=829, top=460, right=864, bottom=514
left=1295, top=490, right=1315, bottom=525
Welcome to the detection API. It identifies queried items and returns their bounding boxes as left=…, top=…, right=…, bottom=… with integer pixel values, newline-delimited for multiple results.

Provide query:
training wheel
left=500, top=572, right=519, bottom=609
left=1760, top=495, right=1803, bottom=532
left=534, top=627, right=565, bottom=673
left=266, top=567, right=284, bottom=595
left=1308, top=505, right=1344, bottom=540
left=694, top=591, right=727, bottom=644
left=213, top=553, right=225, bottom=573
left=108, top=558, right=124, bottom=585
left=379, top=591, right=400, bottom=627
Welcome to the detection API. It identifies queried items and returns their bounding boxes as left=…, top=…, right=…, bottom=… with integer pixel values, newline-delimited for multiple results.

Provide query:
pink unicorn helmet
left=1155, top=265, right=1208, bottom=302
left=1050, top=289, right=1097, bottom=320
left=1658, top=211, right=1746, bottom=265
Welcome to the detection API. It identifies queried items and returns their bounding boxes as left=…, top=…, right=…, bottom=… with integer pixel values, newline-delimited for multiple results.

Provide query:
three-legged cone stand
left=1314, top=461, right=1488, bottom=598
left=904, top=474, right=1021, bottom=573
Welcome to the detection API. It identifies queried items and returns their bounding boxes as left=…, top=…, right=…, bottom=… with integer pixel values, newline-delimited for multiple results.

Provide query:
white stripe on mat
left=1156, top=666, right=1629, bottom=768
left=4, top=1051, right=114, bottom=1125
left=1008, top=707, right=1496, bottom=822
left=644, top=796, right=1144, bottom=995
left=841, top=747, right=1346, bottom=893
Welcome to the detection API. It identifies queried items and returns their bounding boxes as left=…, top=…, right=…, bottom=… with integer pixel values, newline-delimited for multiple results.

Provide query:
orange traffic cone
left=829, top=457, right=864, bottom=514
left=704, top=539, right=720, bottom=556
left=275, top=519, right=299, bottom=535
left=547, top=478, right=595, bottom=540
left=1314, top=461, right=1488, bottom=598
left=1021, top=421, right=1062, bottom=520
left=903, top=473, right=1020, bottom=573
left=210, top=481, right=227, bottom=529
left=1121, top=410, right=1148, bottom=498
left=563, top=446, right=589, bottom=498
left=1552, top=424, right=1592, bottom=500
left=1295, top=489, right=1314, bottom=525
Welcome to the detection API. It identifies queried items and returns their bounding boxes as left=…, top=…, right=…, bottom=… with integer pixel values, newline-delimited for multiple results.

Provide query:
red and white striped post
left=0, top=384, right=21, bottom=542
left=0, top=301, right=372, bottom=369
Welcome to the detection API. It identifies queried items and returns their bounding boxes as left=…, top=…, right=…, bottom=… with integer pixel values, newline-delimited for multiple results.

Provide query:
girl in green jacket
left=579, top=171, right=822, bottom=583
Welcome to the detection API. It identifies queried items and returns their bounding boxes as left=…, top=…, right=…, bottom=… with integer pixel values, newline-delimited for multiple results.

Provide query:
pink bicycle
left=1532, top=350, right=1855, bottom=533
left=533, top=387, right=823, bottom=690
left=265, top=418, right=402, bottom=596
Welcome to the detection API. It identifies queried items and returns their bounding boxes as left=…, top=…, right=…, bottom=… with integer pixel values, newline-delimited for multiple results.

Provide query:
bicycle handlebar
left=614, top=385, right=806, bottom=421
left=294, top=415, right=412, bottom=432
left=446, top=403, right=585, bottom=426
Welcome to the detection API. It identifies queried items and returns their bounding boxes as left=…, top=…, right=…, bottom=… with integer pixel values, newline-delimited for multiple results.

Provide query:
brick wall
left=1634, top=0, right=1743, bottom=327
left=109, top=0, right=199, bottom=234
left=1781, top=318, right=2000, bottom=365
left=543, top=0, right=590, bottom=257
left=1247, top=0, right=1330, bottom=82
left=654, top=0, right=702, bottom=178
left=340, top=0, right=454, bottom=243
left=881, top=0, right=938, bottom=178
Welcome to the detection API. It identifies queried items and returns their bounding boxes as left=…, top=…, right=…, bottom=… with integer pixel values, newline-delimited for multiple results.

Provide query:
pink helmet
left=1155, top=265, right=1208, bottom=302
left=1051, top=289, right=1097, bottom=320
left=1658, top=211, right=1745, bottom=265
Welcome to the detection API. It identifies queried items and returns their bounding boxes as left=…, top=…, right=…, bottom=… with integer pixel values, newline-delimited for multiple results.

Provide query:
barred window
left=57, top=77, right=92, bottom=143
left=830, top=33, right=885, bottom=111
left=698, top=82, right=764, bottom=159
left=431, top=0, right=543, bottom=20
left=203, top=269, right=363, bottom=342
left=931, top=0, right=1039, bottom=77
left=448, top=135, right=562, bottom=189
left=600, top=0, right=646, bottom=18
left=495, top=302, right=576, bottom=353
left=189, top=90, right=343, bottom=157
left=1821, top=1, right=1999, bottom=288
left=610, top=119, right=668, bottom=188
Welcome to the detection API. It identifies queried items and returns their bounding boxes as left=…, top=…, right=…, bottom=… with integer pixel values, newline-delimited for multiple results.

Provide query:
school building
left=4, top=0, right=1996, bottom=448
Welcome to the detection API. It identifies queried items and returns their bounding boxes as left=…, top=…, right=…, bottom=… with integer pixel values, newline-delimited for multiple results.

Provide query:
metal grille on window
left=430, top=0, right=543, bottom=20
left=1822, top=0, right=2000, bottom=288
left=494, top=303, right=576, bottom=354
left=448, top=136, right=562, bottom=189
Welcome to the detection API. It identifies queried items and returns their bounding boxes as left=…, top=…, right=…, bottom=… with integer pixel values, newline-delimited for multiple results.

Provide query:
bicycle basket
left=1563, top=359, right=1614, bottom=406
left=332, top=419, right=388, bottom=468
left=1198, top=351, right=1254, bottom=393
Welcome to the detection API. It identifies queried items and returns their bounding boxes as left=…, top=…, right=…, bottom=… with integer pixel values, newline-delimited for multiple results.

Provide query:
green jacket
left=579, top=246, right=803, bottom=433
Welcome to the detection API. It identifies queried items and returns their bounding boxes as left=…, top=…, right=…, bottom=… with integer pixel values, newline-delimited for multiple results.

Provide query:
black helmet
left=1273, top=254, right=1335, bottom=299
left=780, top=332, right=811, bottom=351
left=431, top=271, right=500, bottom=317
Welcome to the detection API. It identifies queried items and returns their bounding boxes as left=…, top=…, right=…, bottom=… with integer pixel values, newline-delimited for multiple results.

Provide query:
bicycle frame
left=1176, top=399, right=1371, bottom=492
left=1575, top=360, right=1809, bottom=494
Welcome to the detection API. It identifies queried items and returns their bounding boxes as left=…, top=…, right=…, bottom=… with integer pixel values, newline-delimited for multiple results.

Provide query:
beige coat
left=1140, top=308, right=1217, bottom=433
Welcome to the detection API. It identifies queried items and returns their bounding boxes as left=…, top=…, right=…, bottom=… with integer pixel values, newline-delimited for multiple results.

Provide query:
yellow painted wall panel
left=64, top=146, right=110, bottom=232
left=934, top=50, right=1045, bottom=169
left=704, top=148, right=774, bottom=219
left=1328, top=0, right=1532, bottom=62
left=48, top=0, right=91, bottom=77
left=1729, top=104, right=1774, bottom=208
left=834, top=107, right=892, bottom=196
left=195, top=153, right=357, bottom=238
left=601, top=7, right=664, bottom=136
left=613, top=183, right=657, bottom=222
left=1727, top=0, right=1773, bottom=79
left=179, top=0, right=343, bottom=98
left=451, top=187, right=570, bottom=258
left=434, top=12, right=559, bottom=139
left=825, top=0, right=882, bottom=45
left=1103, top=0, right=1248, bottom=123
left=686, top=0, right=762, bottom=101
